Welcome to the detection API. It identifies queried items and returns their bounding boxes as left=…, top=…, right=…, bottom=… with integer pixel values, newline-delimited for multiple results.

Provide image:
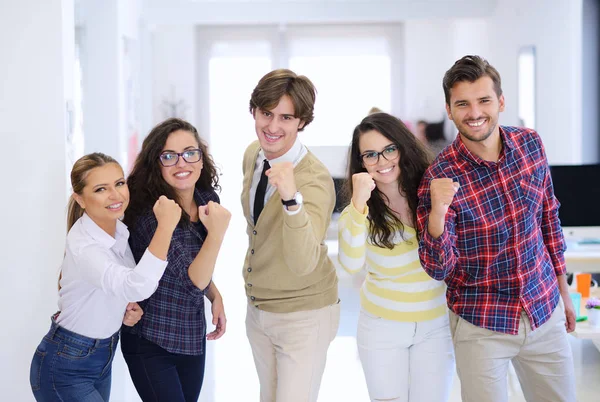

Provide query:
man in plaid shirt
left=417, top=55, right=576, bottom=402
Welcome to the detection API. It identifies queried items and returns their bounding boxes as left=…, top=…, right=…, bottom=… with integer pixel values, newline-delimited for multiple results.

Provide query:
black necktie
left=253, top=159, right=270, bottom=225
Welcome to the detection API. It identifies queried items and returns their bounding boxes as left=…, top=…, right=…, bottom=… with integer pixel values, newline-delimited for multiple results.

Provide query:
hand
left=562, top=293, right=577, bottom=333
left=122, top=302, right=143, bottom=327
left=198, top=201, right=231, bottom=242
left=206, top=296, right=227, bottom=340
left=351, top=172, right=376, bottom=213
left=266, top=162, right=297, bottom=201
left=430, top=178, right=459, bottom=217
left=153, top=196, right=182, bottom=232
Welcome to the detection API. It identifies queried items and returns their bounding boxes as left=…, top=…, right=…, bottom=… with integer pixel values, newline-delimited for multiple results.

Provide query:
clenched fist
left=153, top=195, right=182, bottom=232
left=351, top=172, right=376, bottom=213
left=266, top=162, right=297, bottom=201
left=428, top=178, right=459, bottom=238
left=198, top=201, right=231, bottom=242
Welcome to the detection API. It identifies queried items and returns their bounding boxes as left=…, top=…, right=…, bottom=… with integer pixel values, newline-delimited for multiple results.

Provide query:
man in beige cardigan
left=241, top=69, right=339, bottom=402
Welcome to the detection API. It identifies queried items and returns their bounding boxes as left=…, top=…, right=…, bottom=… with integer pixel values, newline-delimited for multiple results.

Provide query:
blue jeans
left=120, top=331, right=206, bottom=402
left=30, top=315, right=120, bottom=402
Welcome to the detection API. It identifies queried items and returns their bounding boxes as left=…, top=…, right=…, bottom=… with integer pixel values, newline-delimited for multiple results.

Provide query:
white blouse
left=57, top=213, right=167, bottom=339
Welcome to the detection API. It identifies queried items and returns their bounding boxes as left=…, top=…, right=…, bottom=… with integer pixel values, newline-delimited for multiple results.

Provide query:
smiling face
left=359, top=129, right=401, bottom=187
left=73, top=163, right=129, bottom=228
left=159, top=129, right=203, bottom=196
left=253, top=94, right=305, bottom=160
left=446, top=76, right=505, bottom=146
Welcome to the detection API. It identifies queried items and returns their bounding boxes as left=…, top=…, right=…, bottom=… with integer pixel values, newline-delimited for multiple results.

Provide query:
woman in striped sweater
left=338, top=112, right=455, bottom=402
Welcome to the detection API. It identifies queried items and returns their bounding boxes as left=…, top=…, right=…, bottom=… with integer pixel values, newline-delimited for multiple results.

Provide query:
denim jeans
left=120, top=331, right=206, bottom=402
left=30, top=315, right=120, bottom=402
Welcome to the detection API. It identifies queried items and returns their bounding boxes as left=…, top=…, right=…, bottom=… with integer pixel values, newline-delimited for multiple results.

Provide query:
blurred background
left=1, top=0, right=599, bottom=400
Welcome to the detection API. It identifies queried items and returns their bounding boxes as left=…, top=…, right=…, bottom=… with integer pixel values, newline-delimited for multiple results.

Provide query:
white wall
left=0, top=0, right=73, bottom=400
left=487, top=0, right=584, bottom=164
left=80, top=0, right=144, bottom=171
left=582, top=0, right=599, bottom=163
left=151, top=25, right=197, bottom=126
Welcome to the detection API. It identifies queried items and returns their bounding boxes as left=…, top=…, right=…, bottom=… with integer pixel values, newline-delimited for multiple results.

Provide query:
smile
left=174, top=171, right=191, bottom=178
left=466, top=119, right=486, bottom=127
left=264, top=132, right=282, bottom=142
left=378, top=166, right=394, bottom=174
left=106, top=202, right=123, bottom=210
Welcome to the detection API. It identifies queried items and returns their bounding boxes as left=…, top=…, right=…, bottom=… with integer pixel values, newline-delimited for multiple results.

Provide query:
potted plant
left=585, top=297, right=600, bottom=328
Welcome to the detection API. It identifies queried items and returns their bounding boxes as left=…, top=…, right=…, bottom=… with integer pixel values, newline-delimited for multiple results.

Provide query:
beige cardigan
left=240, top=140, right=338, bottom=313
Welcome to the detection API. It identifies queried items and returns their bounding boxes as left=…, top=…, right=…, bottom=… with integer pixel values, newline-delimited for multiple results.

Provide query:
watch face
left=295, top=192, right=303, bottom=204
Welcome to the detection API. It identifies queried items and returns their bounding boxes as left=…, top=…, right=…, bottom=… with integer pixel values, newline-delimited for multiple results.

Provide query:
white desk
left=565, top=248, right=600, bottom=273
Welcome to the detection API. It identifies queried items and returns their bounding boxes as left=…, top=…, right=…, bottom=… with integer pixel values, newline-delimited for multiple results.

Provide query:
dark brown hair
left=249, top=69, right=317, bottom=131
left=346, top=113, right=431, bottom=249
left=443, top=55, right=502, bottom=106
left=124, top=118, right=220, bottom=229
left=67, top=152, right=120, bottom=232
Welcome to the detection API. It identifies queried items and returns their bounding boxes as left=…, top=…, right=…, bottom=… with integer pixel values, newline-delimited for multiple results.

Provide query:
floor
left=111, top=212, right=600, bottom=401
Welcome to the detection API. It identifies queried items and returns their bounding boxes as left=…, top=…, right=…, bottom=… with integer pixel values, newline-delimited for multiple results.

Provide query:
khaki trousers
left=246, top=302, right=340, bottom=402
left=449, top=298, right=576, bottom=402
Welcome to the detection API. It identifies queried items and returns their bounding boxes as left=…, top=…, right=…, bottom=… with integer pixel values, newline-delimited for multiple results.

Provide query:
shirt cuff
left=136, top=249, right=169, bottom=283
left=282, top=204, right=303, bottom=216
left=421, top=220, right=450, bottom=263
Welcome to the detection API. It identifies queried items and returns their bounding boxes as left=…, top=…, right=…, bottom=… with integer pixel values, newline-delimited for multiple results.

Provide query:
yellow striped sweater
left=337, top=202, right=447, bottom=322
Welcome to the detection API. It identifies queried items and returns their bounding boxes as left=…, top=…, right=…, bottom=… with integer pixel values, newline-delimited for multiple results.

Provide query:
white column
left=0, top=0, right=73, bottom=399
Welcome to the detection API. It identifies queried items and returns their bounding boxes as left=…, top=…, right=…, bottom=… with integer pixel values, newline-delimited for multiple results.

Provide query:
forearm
left=188, top=235, right=224, bottom=290
left=205, top=281, right=221, bottom=303
left=146, top=225, right=174, bottom=261
left=556, top=274, right=570, bottom=295
left=337, top=204, right=368, bottom=275
left=282, top=206, right=325, bottom=276
left=427, top=211, right=446, bottom=239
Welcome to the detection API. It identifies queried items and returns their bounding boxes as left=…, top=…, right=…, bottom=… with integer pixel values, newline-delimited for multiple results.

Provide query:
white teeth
left=107, top=203, right=122, bottom=210
left=175, top=172, right=191, bottom=177
left=265, top=133, right=279, bottom=140
left=379, top=167, right=393, bottom=174
left=468, top=120, right=485, bottom=127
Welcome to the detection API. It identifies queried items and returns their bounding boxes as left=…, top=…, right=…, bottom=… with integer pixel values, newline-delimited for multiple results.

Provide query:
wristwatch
left=281, top=191, right=303, bottom=208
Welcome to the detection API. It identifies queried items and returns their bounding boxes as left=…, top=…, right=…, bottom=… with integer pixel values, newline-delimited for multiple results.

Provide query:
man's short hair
left=249, top=69, right=317, bottom=131
left=443, top=55, right=502, bottom=106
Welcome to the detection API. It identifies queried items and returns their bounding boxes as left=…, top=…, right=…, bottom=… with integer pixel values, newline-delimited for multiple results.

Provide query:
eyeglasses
left=159, top=149, right=202, bottom=167
left=360, top=144, right=399, bottom=166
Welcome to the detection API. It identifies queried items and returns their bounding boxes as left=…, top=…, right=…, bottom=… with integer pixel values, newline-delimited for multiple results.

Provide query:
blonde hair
left=66, top=153, right=120, bottom=231
left=59, top=153, right=120, bottom=290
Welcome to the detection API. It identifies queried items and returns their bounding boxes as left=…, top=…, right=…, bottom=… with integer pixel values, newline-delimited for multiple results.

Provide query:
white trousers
left=357, top=309, right=455, bottom=402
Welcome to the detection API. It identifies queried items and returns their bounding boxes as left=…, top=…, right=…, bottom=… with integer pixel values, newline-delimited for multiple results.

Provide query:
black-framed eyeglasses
left=159, top=149, right=202, bottom=167
left=360, top=144, right=399, bottom=166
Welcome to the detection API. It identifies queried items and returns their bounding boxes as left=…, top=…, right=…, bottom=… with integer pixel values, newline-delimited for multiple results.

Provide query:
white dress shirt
left=57, top=213, right=168, bottom=339
left=249, top=138, right=308, bottom=221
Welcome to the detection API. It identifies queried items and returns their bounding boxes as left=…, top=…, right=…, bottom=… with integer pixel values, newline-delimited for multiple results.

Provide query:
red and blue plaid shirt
left=122, top=188, right=219, bottom=355
left=417, top=126, right=566, bottom=335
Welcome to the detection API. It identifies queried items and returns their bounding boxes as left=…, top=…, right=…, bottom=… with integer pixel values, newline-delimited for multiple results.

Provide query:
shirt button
left=247, top=267, right=252, bottom=272
left=253, top=230, right=257, bottom=235
left=247, top=283, right=252, bottom=287
left=251, top=296, right=256, bottom=301
left=251, top=249, right=255, bottom=254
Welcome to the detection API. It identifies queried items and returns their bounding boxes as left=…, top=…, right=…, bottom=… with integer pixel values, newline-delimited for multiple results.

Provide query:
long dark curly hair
left=346, top=112, right=431, bottom=249
left=124, top=118, right=220, bottom=230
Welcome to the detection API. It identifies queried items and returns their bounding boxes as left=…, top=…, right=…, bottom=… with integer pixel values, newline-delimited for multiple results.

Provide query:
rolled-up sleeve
left=76, top=245, right=167, bottom=302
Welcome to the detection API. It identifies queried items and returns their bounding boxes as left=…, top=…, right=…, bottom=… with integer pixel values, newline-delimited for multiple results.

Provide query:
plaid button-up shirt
left=122, top=188, right=219, bottom=355
left=417, top=126, right=566, bottom=335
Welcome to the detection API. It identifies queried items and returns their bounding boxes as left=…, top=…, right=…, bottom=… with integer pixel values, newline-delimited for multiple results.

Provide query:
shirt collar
left=453, top=125, right=515, bottom=167
left=258, top=137, right=303, bottom=165
left=81, top=213, right=129, bottom=255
